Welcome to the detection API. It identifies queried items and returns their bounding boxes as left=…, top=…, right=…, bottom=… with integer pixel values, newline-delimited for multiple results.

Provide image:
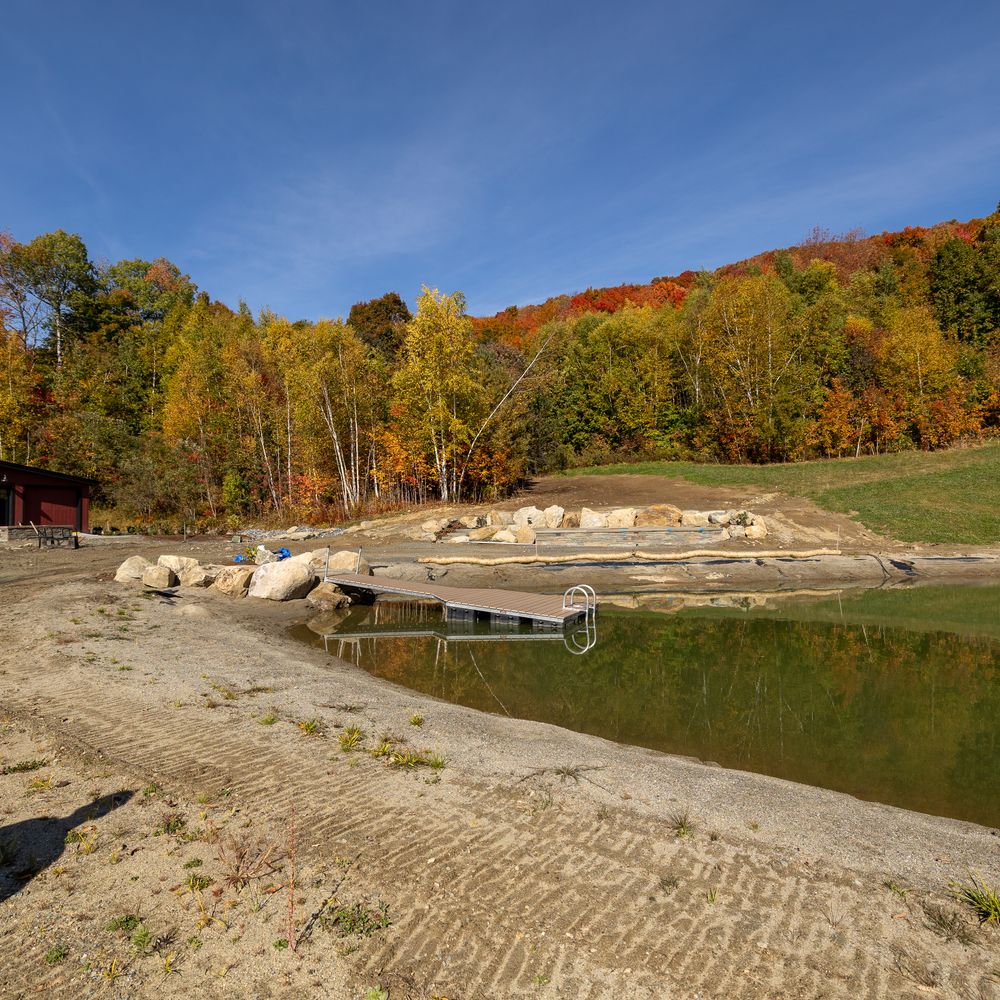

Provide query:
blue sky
left=4, top=1, right=999, bottom=320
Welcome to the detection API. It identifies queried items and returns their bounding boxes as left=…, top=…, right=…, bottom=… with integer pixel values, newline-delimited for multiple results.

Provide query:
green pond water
left=296, top=584, right=1000, bottom=827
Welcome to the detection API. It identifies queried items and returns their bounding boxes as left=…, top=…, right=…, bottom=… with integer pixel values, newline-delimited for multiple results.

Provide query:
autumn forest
left=2, top=204, right=999, bottom=526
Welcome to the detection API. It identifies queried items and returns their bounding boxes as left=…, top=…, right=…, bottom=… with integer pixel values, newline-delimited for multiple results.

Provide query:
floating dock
left=324, top=572, right=596, bottom=629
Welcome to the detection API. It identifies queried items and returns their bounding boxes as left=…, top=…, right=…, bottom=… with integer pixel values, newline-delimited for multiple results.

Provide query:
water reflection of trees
left=322, top=602, right=1000, bottom=825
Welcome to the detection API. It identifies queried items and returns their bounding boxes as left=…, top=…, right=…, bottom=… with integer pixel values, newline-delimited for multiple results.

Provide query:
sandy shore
left=1, top=539, right=999, bottom=998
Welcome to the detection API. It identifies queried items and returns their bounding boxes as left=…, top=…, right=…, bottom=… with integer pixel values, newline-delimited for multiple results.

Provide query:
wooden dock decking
left=324, top=572, right=590, bottom=627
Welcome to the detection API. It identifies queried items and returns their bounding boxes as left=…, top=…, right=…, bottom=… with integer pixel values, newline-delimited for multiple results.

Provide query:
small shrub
left=107, top=914, right=141, bottom=934
left=339, top=726, right=364, bottom=752
left=298, top=718, right=323, bottom=737
left=44, top=945, right=68, bottom=965
left=155, top=812, right=186, bottom=836
left=669, top=810, right=695, bottom=839
left=258, top=711, right=279, bottom=726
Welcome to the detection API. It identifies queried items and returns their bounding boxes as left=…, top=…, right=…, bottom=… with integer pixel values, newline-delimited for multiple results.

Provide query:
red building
left=0, top=461, right=94, bottom=532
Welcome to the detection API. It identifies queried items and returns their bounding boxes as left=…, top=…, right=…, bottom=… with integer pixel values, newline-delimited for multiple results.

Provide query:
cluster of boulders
left=114, top=548, right=370, bottom=604
left=410, top=504, right=767, bottom=544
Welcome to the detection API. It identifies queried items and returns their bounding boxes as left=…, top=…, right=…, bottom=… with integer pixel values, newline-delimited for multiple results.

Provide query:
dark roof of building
left=0, top=460, right=97, bottom=486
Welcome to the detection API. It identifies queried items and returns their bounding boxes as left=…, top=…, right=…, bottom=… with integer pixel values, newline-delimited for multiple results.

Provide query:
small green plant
left=669, top=810, right=695, bottom=839
left=132, top=925, right=154, bottom=954
left=183, top=857, right=203, bottom=869
left=1, top=758, right=47, bottom=775
left=339, top=726, right=364, bottom=752
left=298, top=718, right=323, bottom=736
left=184, top=873, right=212, bottom=893
left=882, top=877, right=912, bottom=902
left=258, top=711, right=279, bottom=726
left=44, top=945, right=68, bottom=965
left=707, top=888, right=718, bottom=904
left=368, top=738, right=394, bottom=759
left=409, top=713, right=424, bottom=727
left=107, top=913, right=142, bottom=933
left=531, top=974, right=551, bottom=986
left=161, top=951, right=180, bottom=976
left=142, top=782, right=160, bottom=797
left=155, top=812, right=186, bottom=836
left=65, top=827, right=98, bottom=854
left=187, top=935, right=203, bottom=950
left=273, top=937, right=289, bottom=950
left=363, top=988, right=389, bottom=1000
left=27, top=775, right=53, bottom=793
left=950, top=872, right=1000, bottom=924
left=320, top=899, right=390, bottom=938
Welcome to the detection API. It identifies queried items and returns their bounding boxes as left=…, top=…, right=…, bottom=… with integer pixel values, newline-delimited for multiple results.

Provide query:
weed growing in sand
left=65, top=826, right=98, bottom=854
left=210, top=684, right=238, bottom=701
left=891, top=948, right=941, bottom=989
left=184, top=873, right=213, bottom=893
left=216, top=834, right=281, bottom=888
left=155, top=812, right=186, bottom=837
left=882, top=878, right=912, bottom=902
left=298, top=718, right=324, bottom=737
left=187, top=936, right=202, bottom=950
left=99, top=957, right=125, bottom=983
left=659, top=875, right=679, bottom=894
left=258, top=710, right=279, bottom=726
left=409, top=713, right=424, bottom=727
left=339, top=726, right=364, bottom=752
left=273, top=938, right=289, bottom=950
left=706, top=888, right=718, bottom=904
left=531, top=975, right=551, bottom=986
left=142, top=782, right=160, bottom=797
left=320, top=899, right=390, bottom=938
left=27, top=774, right=53, bottom=793
left=669, top=810, right=695, bottom=839
left=183, top=858, right=203, bottom=869
left=363, top=987, right=389, bottom=1000
left=922, top=902, right=974, bottom=945
left=389, top=748, right=445, bottom=770
left=1, top=758, right=47, bottom=775
left=950, top=872, right=1000, bottom=924
left=107, top=914, right=142, bottom=934
left=44, top=945, right=68, bottom=965
left=368, top=738, right=395, bottom=759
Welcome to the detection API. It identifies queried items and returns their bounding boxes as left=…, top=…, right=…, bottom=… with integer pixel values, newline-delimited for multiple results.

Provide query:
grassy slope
left=565, top=442, right=1000, bottom=545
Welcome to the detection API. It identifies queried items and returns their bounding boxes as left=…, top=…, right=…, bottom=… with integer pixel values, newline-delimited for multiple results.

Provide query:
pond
left=294, top=584, right=1000, bottom=827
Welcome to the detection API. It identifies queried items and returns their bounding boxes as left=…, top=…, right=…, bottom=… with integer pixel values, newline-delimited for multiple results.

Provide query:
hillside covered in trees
left=1, top=205, right=999, bottom=526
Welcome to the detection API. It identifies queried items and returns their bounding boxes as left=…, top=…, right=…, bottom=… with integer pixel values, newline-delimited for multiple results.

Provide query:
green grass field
left=565, top=442, right=1000, bottom=545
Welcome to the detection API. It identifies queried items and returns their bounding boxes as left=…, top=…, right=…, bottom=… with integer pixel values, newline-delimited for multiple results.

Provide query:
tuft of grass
left=258, top=710, right=279, bottom=726
left=184, top=873, right=212, bottom=893
left=388, top=748, right=445, bottom=770
left=65, top=827, right=98, bottom=854
left=367, top=738, right=395, bottom=759
left=669, top=810, right=695, bottom=839
left=882, top=878, right=912, bottom=902
left=950, top=872, right=1000, bottom=925
left=363, top=988, right=389, bottom=1000
left=44, top=945, right=68, bottom=965
left=1, top=759, right=47, bottom=775
left=409, top=713, right=424, bottom=727
left=297, top=718, right=324, bottom=737
left=107, top=914, right=142, bottom=934
left=706, top=888, right=718, bottom=904
left=922, top=902, right=975, bottom=945
left=155, top=812, right=187, bottom=837
left=339, top=726, right=364, bottom=752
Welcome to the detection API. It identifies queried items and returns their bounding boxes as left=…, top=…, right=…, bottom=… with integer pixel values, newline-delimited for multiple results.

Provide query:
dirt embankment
left=1, top=542, right=999, bottom=999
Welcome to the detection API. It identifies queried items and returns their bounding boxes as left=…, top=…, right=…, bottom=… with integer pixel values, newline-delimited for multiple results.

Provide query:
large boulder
left=288, top=548, right=334, bottom=574
left=306, top=582, right=351, bottom=610
left=324, top=549, right=372, bottom=576
left=542, top=505, right=565, bottom=529
left=607, top=507, right=637, bottom=529
left=512, top=506, right=545, bottom=528
left=115, top=556, right=152, bottom=584
left=635, top=504, right=682, bottom=527
left=248, top=560, right=317, bottom=601
left=142, top=564, right=178, bottom=589
left=469, top=526, right=497, bottom=541
left=579, top=508, right=608, bottom=529
left=680, top=510, right=712, bottom=527
left=487, top=510, right=514, bottom=527
left=744, top=519, right=768, bottom=540
left=179, top=564, right=219, bottom=588
left=158, top=554, right=200, bottom=575
left=514, top=525, right=536, bottom=544
left=708, top=510, right=731, bottom=525
left=457, top=514, right=485, bottom=529
left=421, top=518, right=446, bottom=534
left=373, top=563, right=430, bottom=582
left=213, top=566, right=256, bottom=598
left=562, top=511, right=581, bottom=528
left=493, top=528, right=517, bottom=543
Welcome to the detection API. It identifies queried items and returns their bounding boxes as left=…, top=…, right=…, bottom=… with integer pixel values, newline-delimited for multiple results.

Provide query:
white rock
left=728, top=525, right=746, bottom=539
left=306, top=582, right=351, bottom=609
left=179, top=565, right=218, bottom=588
left=707, top=510, right=731, bottom=525
left=142, top=565, right=178, bottom=589
left=744, top=521, right=768, bottom=540
left=445, top=534, right=471, bottom=544
left=114, top=556, right=151, bottom=584
left=213, top=566, right=256, bottom=597
left=493, top=528, right=517, bottom=543
left=542, top=505, right=565, bottom=528
left=680, top=511, right=712, bottom=527
left=248, top=560, right=317, bottom=601
left=255, top=545, right=278, bottom=564
left=579, top=508, right=609, bottom=529
left=158, top=554, right=200, bottom=575
left=607, top=507, right=637, bottom=528
left=513, top=506, right=545, bottom=528
left=324, top=549, right=371, bottom=576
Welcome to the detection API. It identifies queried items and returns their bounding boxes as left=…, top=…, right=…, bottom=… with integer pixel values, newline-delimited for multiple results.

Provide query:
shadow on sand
left=0, top=790, right=134, bottom=903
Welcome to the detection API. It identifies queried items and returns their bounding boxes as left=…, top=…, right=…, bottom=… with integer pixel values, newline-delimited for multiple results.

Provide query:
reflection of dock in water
left=318, top=602, right=597, bottom=655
